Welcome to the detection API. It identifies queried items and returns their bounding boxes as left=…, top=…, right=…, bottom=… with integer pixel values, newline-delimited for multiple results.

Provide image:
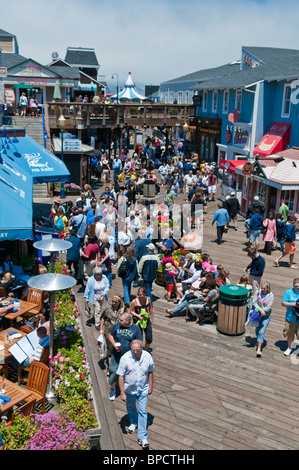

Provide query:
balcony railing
left=44, top=102, right=196, bottom=131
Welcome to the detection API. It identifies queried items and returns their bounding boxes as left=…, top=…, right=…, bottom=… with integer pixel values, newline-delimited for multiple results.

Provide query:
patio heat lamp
left=31, top=238, right=74, bottom=402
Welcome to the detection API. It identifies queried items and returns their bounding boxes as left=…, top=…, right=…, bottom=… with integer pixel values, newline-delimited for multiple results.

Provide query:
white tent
left=111, top=72, right=147, bottom=102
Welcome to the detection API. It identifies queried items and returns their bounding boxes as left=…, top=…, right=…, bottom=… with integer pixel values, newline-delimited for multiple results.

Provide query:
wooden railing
left=44, top=102, right=196, bottom=131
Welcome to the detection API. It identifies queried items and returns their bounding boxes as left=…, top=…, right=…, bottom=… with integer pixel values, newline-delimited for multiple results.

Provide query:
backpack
left=117, top=257, right=128, bottom=278
left=54, top=216, right=64, bottom=232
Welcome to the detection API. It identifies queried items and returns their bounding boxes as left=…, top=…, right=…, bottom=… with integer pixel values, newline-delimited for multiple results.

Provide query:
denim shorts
left=249, top=230, right=261, bottom=243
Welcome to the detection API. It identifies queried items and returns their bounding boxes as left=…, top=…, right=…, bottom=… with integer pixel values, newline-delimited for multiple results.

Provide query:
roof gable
left=8, top=58, right=60, bottom=78
left=64, top=47, right=99, bottom=68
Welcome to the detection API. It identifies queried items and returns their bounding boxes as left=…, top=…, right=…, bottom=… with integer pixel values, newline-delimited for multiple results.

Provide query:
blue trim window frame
left=223, top=90, right=229, bottom=114
left=203, top=90, right=208, bottom=112
left=281, top=83, right=291, bottom=118
left=281, top=189, right=295, bottom=211
left=235, top=89, right=242, bottom=113
left=212, top=90, right=218, bottom=113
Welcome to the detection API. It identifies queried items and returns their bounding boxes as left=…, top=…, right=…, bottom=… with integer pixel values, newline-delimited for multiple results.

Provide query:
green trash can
left=217, top=285, right=249, bottom=336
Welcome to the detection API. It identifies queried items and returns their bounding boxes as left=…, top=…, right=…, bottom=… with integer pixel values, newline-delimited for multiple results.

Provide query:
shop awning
left=0, top=157, right=33, bottom=241
left=253, top=122, right=291, bottom=158
left=219, top=159, right=249, bottom=173
left=0, top=132, right=70, bottom=183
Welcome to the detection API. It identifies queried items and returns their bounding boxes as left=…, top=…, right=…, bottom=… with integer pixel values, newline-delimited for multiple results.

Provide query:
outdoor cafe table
left=1, top=298, right=38, bottom=327
left=0, top=327, right=27, bottom=378
left=0, top=377, right=32, bottom=416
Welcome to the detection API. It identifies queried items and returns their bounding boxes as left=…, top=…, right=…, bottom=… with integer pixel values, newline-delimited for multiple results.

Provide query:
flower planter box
left=86, top=428, right=102, bottom=450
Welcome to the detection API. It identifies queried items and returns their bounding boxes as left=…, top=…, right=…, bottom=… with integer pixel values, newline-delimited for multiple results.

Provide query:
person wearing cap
left=50, top=198, right=65, bottom=218
left=138, top=244, right=161, bottom=301
left=101, top=158, right=111, bottom=183
left=164, top=262, right=178, bottom=301
left=84, top=266, right=110, bottom=329
left=246, top=195, right=265, bottom=219
left=113, top=154, right=123, bottom=181
left=226, top=192, right=240, bottom=231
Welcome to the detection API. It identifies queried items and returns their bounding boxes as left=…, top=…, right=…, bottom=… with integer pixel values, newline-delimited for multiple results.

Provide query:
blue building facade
left=191, top=46, right=299, bottom=164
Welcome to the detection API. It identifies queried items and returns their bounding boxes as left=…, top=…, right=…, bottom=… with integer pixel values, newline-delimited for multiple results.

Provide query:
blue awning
left=0, top=132, right=70, bottom=184
left=0, top=156, right=33, bottom=241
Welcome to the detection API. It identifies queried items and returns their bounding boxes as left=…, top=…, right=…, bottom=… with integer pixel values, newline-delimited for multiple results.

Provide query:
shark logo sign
left=24, top=153, right=54, bottom=173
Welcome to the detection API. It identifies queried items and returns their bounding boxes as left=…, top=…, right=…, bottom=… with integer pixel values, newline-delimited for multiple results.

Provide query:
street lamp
left=57, top=114, right=66, bottom=199
left=183, top=122, right=189, bottom=155
left=111, top=73, right=119, bottom=105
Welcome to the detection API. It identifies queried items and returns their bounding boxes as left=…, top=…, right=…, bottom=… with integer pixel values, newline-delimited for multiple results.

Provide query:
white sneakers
left=138, top=438, right=149, bottom=450
left=128, top=424, right=137, bottom=434
left=284, top=347, right=293, bottom=356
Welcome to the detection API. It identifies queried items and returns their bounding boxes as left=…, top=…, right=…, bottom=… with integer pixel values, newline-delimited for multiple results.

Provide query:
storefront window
left=235, top=90, right=242, bottom=113
left=212, top=91, right=218, bottom=113
left=201, top=136, right=205, bottom=157
left=281, top=189, right=295, bottom=211
left=282, top=84, right=291, bottom=118
left=258, top=182, right=265, bottom=203
left=203, top=91, right=208, bottom=112
left=223, top=90, right=229, bottom=114
left=243, top=178, right=247, bottom=197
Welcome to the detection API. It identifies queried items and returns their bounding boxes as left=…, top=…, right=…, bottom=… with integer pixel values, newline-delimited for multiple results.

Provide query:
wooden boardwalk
left=74, top=181, right=299, bottom=451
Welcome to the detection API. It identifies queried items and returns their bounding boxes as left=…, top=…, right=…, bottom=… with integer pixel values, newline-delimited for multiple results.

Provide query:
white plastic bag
left=97, top=333, right=105, bottom=357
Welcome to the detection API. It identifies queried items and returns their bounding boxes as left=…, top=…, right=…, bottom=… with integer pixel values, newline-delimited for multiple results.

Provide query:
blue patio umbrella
left=0, top=153, right=33, bottom=240
left=0, top=134, right=70, bottom=184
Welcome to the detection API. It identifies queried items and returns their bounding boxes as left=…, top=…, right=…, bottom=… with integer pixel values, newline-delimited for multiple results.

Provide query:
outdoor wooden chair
left=6, top=399, right=36, bottom=427
left=18, top=345, right=49, bottom=385
left=25, top=361, right=50, bottom=414
left=25, top=287, right=44, bottom=317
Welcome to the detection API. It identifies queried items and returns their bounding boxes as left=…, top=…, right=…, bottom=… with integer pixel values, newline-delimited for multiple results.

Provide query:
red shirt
left=84, top=243, right=100, bottom=261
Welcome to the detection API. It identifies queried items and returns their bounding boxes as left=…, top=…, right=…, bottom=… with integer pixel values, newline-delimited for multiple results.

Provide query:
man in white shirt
left=184, top=170, right=196, bottom=196
left=125, top=211, right=141, bottom=239
left=158, top=164, right=168, bottom=185
left=117, top=340, right=155, bottom=450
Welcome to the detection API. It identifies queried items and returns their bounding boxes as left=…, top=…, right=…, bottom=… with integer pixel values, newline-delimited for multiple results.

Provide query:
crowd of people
left=44, top=139, right=299, bottom=450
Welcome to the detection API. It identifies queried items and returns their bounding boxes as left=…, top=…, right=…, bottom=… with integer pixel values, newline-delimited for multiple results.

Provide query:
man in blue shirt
left=108, top=313, right=142, bottom=401
left=66, top=229, right=81, bottom=282
left=249, top=209, right=264, bottom=251
left=212, top=202, right=230, bottom=244
left=117, top=340, right=155, bottom=450
left=281, top=278, right=299, bottom=356
left=244, top=247, right=265, bottom=292
left=113, top=155, right=123, bottom=181
left=274, top=215, right=297, bottom=269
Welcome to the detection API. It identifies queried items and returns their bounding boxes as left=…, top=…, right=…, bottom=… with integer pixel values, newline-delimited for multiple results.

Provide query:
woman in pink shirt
left=201, top=253, right=216, bottom=273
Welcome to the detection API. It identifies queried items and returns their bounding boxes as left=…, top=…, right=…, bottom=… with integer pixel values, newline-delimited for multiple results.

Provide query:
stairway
left=6, top=116, right=49, bottom=198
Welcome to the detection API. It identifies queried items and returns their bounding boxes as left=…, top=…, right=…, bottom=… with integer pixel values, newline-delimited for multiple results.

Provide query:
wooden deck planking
left=75, top=180, right=299, bottom=451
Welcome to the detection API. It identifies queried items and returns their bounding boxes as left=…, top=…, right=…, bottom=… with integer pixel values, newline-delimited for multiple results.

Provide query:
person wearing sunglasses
left=281, top=279, right=299, bottom=356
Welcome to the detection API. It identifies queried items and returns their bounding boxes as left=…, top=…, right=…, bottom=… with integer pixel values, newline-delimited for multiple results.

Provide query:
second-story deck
left=44, top=102, right=196, bottom=133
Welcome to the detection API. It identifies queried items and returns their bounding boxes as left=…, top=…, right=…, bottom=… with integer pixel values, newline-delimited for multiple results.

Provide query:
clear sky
left=3, top=0, right=299, bottom=91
